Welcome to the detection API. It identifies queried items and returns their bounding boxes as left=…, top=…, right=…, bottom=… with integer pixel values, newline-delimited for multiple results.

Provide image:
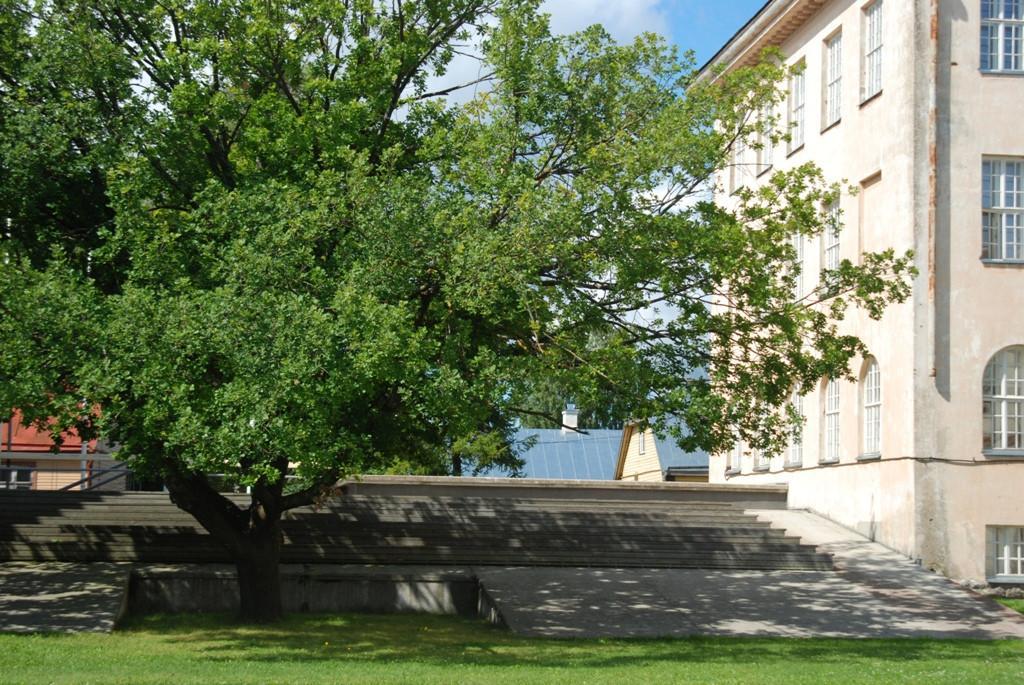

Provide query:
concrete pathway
left=0, top=562, right=130, bottom=633
left=476, top=510, right=1024, bottom=639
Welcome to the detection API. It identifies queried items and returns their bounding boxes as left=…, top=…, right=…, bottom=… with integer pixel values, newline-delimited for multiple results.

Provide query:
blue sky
left=540, top=0, right=768, bottom=64
left=433, top=1, right=770, bottom=102
left=664, top=0, right=768, bottom=64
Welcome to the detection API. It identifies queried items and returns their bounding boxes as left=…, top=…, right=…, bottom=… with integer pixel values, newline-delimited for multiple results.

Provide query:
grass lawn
left=1, top=613, right=1023, bottom=685
left=998, top=598, right=1024, bottom=615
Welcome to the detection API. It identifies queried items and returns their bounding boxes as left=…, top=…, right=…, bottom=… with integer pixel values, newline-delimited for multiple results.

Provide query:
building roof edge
left=695, top=0, right=824, bottom=82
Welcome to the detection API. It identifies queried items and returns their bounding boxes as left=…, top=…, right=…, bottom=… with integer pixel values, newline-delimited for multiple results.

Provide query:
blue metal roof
left=476, top=428, right=622, bottom=480
left=652, top=431, right=709, bottom=471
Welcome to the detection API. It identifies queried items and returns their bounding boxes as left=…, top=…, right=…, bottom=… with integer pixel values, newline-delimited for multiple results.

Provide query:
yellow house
left=614, top=422, right=709, bottom=483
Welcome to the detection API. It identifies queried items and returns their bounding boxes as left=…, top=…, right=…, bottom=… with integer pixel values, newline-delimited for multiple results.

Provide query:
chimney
left=561, top=404, right=579, bottom=433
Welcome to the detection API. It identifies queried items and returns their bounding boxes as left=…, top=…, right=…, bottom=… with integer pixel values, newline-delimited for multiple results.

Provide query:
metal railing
left=0, top=465, right=140, bottom=492
left=0, top=465, right=303, bottom=493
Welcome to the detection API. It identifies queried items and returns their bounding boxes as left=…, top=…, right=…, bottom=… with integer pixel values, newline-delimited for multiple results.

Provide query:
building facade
left=615, top=422, right=709, bottom=482
left=1, top=411, right=113, bottom=490
left=702, top=0, right=1024, bottom=584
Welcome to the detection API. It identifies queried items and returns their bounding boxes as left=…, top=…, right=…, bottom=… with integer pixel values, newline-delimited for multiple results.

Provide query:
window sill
left=981, top=259, right=1024, bottom=268
left=988, top=576, right=1024, bottom=585
left=783, top=461, right=803, bottom=470
left=857, top=452, right=882, bottom=461
left=786, top=144, right=805, bottom=159
left=818, top=458, right=840, bottom=466
left=859, top=90, right=882, bottom=108
left=821, top=118, right=841, bottom=135
left=982, top=449, right=1024, bottom=458
left=753, top=465, right=771, bottom=473
left=979, top=69, right=1024, bottom=77
left=725, top=468, right=741, bottom=476
left=756, top=164, right=774, bottom=178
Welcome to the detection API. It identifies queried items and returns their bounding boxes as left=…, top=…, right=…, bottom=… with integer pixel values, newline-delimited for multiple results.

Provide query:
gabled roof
left=475, top=427, right=622, bottom=480
left=1, top=411, right=97, bottom=455
left=614, top=420, right=709, bottom=480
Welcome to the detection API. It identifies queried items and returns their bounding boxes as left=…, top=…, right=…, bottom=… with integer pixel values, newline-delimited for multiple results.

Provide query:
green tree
left=0, top=0, right=912, bottom=621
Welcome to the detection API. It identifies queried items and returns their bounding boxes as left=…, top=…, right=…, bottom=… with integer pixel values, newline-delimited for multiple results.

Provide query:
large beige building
left=701, top=0, right=1024, bottom=585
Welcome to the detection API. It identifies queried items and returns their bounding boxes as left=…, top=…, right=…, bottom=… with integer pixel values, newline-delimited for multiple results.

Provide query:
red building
left=1, top=411, right=103, bottom=490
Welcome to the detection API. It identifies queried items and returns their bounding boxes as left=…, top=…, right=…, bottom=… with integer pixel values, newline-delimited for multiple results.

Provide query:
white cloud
left=413, top=1, right=670, bottom=107
left=542, top=0, right=670, bottom=43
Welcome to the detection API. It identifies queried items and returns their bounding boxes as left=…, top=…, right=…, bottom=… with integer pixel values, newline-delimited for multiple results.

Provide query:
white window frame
left=982, top=0, right=1024, bottom=73
left=731, top=137, right=751, bottom=193
left=823, top=32, right=843, bottom=128
left=1, top=463, right=33, bottom=490
left=726, top=438, right=742, bottom=473
left=983, top=347, right=1024, bottom=452
left=792, top=233, right=805, bottom=299
left=788, top=62, right=806, bottom=152
left=638, top=429, right=646, bottom=455
left=757, top=107, right=774, bottom=174
left=788, top=390, right=804, bottom=466
left=823, top=201, right=842, bottom=271
left=989, top=526, right=1024, bottom=581
left=982, top=158, right=1024, bottom=262
left=861, top=1, right=883, bottom=101
left=823, top=378, right=841, bottom=463
left=861, top=359, right=882, bottom=456
left=754, top=449, right=770, bottom=471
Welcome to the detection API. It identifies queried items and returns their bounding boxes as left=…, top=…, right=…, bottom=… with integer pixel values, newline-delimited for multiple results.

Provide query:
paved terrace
left=0, top=562, right=129, bottom=633
left=477, top=508, right=1024, bottom=639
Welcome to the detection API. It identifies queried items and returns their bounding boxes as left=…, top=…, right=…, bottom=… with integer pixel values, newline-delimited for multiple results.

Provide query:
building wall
left=709, top=0, right=1024, bottom=584
left=916, top=461, right=1024, bottom=581
left=618, top=428, right=663, bottom=481
left=717, top=457, right=917, bottom=557
left=711, top=0, right=924, bottom=560
left=2, top=457, right=85, bottom=490
left=910, top=0, right=1024, bottom=582
left=32, top=459, right=87, bottom=490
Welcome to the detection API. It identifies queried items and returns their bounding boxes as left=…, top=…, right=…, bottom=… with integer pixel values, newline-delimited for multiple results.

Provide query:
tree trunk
left=163, top=463, right=338, bottom=623
left=164, top=469, right=288, bottom=623
left=234, top=518, right=284, bottom=622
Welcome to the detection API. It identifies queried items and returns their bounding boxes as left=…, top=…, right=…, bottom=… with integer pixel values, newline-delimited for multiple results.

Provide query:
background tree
left=0, top=0, right=912, bottom=621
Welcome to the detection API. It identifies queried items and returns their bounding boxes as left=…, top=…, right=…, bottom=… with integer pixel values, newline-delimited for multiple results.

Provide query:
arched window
left=822, top=378, right=841, bottom=462
left=984, top=347, right=1024, bottom=451
left=862, top=359, right=881, bottom=456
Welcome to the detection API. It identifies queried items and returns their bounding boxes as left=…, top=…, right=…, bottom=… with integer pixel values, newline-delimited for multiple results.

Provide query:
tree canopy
left=0, top=0, right=912, bottom=620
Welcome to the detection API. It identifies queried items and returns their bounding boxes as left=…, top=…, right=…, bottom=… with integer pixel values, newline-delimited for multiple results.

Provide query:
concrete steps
left=0, top=485, right=832, bottom=571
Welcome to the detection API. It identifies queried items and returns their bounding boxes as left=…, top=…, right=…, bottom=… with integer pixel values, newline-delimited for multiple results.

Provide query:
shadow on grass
left=112, top=613, right=1024, bottom=670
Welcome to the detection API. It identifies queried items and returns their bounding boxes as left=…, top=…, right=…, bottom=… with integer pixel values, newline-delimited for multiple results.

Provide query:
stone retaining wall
left=128, top=564, right=487, bottom=618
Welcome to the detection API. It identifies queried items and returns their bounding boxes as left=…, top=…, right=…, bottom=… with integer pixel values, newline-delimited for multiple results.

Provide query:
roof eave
left=695, top=0, right=827, bottom=82
left=613, top=422, right=637, bottom=480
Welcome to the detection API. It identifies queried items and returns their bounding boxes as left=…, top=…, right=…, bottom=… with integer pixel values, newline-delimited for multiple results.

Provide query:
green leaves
left=0, top=1, right=913, bottom=494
